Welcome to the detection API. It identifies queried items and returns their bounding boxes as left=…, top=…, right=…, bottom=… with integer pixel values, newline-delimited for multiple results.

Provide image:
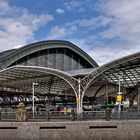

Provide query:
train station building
left=0, top=40, right=140, bottom=115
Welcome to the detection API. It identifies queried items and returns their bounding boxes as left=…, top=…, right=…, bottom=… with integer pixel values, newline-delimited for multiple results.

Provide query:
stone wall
left=0, top=121, right=140, bottom=140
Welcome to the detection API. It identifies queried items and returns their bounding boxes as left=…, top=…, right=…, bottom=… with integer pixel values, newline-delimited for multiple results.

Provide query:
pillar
left=138, top=87, right=140, bottom=110
left=77, top=78, right=82, bottom=119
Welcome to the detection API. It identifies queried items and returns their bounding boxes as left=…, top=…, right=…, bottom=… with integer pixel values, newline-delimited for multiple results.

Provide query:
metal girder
left=0, top=91, right=76, bottom=106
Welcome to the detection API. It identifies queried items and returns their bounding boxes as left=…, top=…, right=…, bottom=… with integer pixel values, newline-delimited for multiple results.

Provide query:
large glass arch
left=9, top=48, right=93, bottom=71
left=0, top=40, right=98, bottom=70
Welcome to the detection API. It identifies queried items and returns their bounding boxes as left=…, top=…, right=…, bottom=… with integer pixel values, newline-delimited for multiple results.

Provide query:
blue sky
left=0, top=0, right=140, bottom=65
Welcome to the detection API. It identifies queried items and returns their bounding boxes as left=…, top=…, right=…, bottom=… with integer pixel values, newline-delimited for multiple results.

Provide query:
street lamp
left=117, top=76, right=122, bottom=120
left=32, top=82, right=38, bottom=120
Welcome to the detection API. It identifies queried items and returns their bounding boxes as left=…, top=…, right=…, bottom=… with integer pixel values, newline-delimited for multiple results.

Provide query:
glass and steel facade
left=0, top=40, right=140, bottom=108
left=10, top=48, right=93, bottom=71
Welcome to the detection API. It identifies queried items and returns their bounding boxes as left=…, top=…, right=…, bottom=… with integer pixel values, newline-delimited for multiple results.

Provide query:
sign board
left=64, top=106, right=67, bottom=112
left=116, top=95, right=122, bottom=102
left=76, top=97, right=79, bottom=104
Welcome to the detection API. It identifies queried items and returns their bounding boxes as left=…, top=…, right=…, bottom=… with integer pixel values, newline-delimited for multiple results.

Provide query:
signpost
left=117, top=76, right=123, bottom=119
left=32, top=82, right=38, bottom=120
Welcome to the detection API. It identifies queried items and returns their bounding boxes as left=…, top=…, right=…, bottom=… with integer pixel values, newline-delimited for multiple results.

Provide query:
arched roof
left=0, top=40, right=98, bottom=70
left=81, top=51, right=140, bottom=97
left=0, top=49, right=16, bottom=59
left=0, top=65, right=78, bottom=97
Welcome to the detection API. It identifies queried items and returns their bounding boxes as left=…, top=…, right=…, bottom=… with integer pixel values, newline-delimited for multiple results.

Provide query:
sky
left=0, top=0, right=140, bottom=65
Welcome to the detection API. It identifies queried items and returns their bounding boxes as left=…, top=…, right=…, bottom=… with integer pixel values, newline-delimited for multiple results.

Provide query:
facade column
left=138, top=87, right=140, bottom=110
left=77, top=78, right=81, bottom=118
left=80, top=93, right=83, bottom=114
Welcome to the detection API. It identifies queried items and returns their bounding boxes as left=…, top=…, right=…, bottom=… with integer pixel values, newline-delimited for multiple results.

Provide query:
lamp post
left=105, top=83, right=108, bottom=108
left=32, top=82, right=38, bottom=120
left=117, top=76, right=122, bottom=120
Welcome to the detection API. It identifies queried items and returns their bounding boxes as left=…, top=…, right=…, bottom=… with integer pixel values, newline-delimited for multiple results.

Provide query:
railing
left=82, top=111, right=105, bottom=120
left=112, top=110, right=140, bottom=120
left=0, top=111, right=73, bottom=120
left=1, top=112, right=16, bottom=120
left=0, top=110, right=140, bottom=121
left=50, top=111, right=71, bottom=119
left=27, top=111, right=72, bottom=120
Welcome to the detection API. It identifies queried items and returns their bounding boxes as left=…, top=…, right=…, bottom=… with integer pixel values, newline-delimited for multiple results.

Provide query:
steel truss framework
left=0, top=40, right=98, bottom=115
left=79, top=52, right=140, bottom=111
left=0, top=65, right=79, bottom=95
left=0, top=90, right=77, bottom=107
left=0, top=91, right=45, bottom=106
left=0, top=66, right=83, bottom=113
left=0, top=52, right=140, bottom=114
left=0, top=41, right=139, bottom=115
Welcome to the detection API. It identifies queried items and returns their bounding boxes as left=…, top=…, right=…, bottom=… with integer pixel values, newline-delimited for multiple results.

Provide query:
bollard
left=105, top=108, right=112, bottom=121
left=70, top=110, right=76, bottom=121
left=45, top=110, right=50, bottom=121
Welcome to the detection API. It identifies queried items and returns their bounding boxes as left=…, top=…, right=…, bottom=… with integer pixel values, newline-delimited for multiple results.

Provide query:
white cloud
left=48, top=25, right=77, bottom=39
left=64, top=0, right=88, bottom=12
left=13, top=45, right=22, bottom=49
left=66, top=35, right=139, bottom=66
left=87, top=45, right=140, bottom=65
left=64, top=0, right=140, bottom=65
left=0, top=0, right=53, bottom=52
left=56, top=8, right=65, bottom=14
left=48, top=15, right=111, bottom=41
left=87, top=0, right=140, bottom=65
left=50, top=26, right=66, bottom=38
left=79, top=16, right=112, bottom=28
left=71, top=39, right=87, bottom=47
left=46, top=0, right=140, bottom=66
left=66, top=0, right=140, bottom=65
left=63, top=0, right=102, bottom=12
left=99, top=0, right=140, bottom=43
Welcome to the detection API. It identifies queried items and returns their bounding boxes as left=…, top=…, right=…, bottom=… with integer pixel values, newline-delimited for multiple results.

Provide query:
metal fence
left=112, top=110, right=140, bottom=120
left=0, top=110, right=140, bottom=121
left=82, top=111, right=105, bottom=120
left=0, top=111, right=72, bottom=121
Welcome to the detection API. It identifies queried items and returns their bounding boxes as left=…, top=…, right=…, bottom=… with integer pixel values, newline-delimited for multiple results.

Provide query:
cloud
left=98, top=0, right=140, bottom=43
left=13, top=45, right=22, bottom=49
left=87, top=45, right=140, bottom=65
left=68, top=35, right=140, bottom=66
left=64, top=0, right=140, bottom=65
left=87, top=0, right=140, bottom=65
left=63, top=0, right=103, bottom=12
left=48, top=25, right=77, bottom=39
left=57, top=0, right=139, bottom=65
left=69, top=39, right=87, bottom=48
left=56, top=8, right=65, bottom=14
left=64, top=0, right=89, bottom=12
left=48, top=14, right=111, bottom=41
left=79, top=16, right=112, bottom=28
left=0, top=0, right=53, bottom=52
